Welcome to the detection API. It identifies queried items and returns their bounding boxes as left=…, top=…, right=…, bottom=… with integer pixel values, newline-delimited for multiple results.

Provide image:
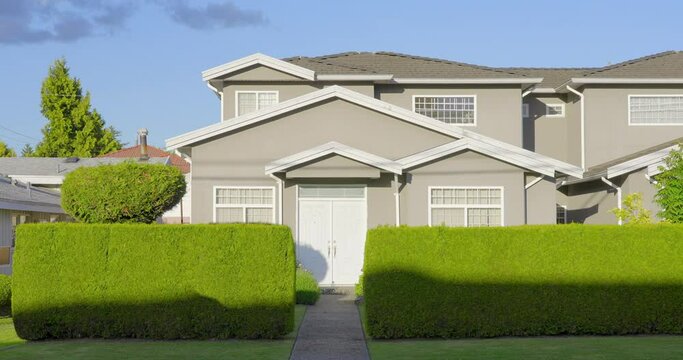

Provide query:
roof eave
left=202, top=53, right=316, bottom=82
left=393, top=77, right=543, bottom=84
left=571, top=77, right=683, bottom=84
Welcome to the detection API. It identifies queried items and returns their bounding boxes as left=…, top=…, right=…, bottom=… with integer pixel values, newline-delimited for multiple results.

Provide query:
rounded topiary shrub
left=61, top=162, right=186, bottom=223
left=0, top=274, right=10, bottom=312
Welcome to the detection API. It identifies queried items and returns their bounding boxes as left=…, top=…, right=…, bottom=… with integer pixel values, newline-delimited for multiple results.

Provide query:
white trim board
left=606, top=144, right=679, bottom=179
left=265, top=142, right=402, bottom=175
left=571, top=78, right=683, bottom=84
left=393, top=78, right=543, bottom=84
left=397, top=138, right=558, bottom=177
left=202, top=53, right=315, bottom=81
left=166, top=85, right=583, bottom=178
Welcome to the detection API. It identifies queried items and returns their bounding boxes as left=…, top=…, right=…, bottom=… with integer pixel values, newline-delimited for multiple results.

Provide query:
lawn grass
left=0, top=305, right=305, bottom=359
left=359, top=304, right=683, bottom=360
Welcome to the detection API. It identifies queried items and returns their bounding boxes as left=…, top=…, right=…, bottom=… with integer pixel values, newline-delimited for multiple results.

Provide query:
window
left=556, top=204, right=567, bottom=224
left=299, top=185, right=365, bottom=199
left=629, top=95, right=683, bottom=125
left=413, top=95, right=476, bottom=125
left=429, top=187, right=503, bottom=227
left=522, top=103, right=529, bottom=118
left=0, top=247, right=9, bottom=266
left=236, top=91, right=278, bottom=116
left=546, top=104, right=565, bottom=117
left=214, top=187, right=275, bottom=223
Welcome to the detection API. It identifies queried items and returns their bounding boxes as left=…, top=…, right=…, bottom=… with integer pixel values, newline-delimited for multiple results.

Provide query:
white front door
left=297, top=185, right=367, bottom=286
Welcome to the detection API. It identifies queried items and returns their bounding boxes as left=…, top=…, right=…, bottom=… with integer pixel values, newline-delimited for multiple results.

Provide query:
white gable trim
left=202, top=53, right=315, bottom=81
left=397, top=138, right=558, bottom=177
left=607, top=145, right=678, bottom=179
left=265, top=142, right=402, bottom=175
left=166, top=85, right=582, bottom=177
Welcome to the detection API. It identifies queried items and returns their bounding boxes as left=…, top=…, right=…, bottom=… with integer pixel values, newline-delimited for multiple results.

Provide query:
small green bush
left=355, top=274, right=364, bottom=297
left=61, top=162, right=186, bottom=223
left=12, top=223, right=295, bottom=340
left=296, top=267, right=320, bottom=305
left=364, top=225, right=683, bottom=339
left=0, top=274, right=10, bottom=314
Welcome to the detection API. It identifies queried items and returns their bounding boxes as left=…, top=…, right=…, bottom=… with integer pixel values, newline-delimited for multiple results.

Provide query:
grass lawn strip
left=0, top=305, right=305, bottom=360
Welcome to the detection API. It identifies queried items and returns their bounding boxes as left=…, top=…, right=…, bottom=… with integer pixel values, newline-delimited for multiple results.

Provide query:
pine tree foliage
left=0, top=141, right=16, bottom=157
left=34, top=59, right=121, bottom=157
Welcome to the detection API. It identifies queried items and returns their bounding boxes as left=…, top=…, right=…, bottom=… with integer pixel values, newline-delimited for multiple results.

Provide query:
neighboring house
left=0, top=176, right=67, bottom=275
left=100, top=129, right=192, bottom=224
left=166, top=51, right=683, bottom=285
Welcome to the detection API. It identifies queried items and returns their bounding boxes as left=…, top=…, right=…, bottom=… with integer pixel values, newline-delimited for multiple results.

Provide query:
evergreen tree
left=0, top=141, right=16, bottom=157
left=34, top=59, right=122, bottom=157
left=21, top=144, right=34, bottom=157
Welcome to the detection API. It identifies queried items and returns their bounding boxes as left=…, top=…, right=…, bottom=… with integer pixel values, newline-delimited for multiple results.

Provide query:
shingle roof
left=285, top=51, right=527, bottom=78
left=0, top=175, right=63, bottom=211
left=284, top=50, right=683, bottom=86
left=579, top=51, right=683, bottom=78
left=0, top=157, right=168, bottom=177
left=101, top=145, right=190, bottom=174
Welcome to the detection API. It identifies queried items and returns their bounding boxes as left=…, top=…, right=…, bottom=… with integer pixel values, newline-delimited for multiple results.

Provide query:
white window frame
left=234, top=91, right=279, bottom=117
left=545, top=104, right=565, bottom=118
left=522, top=103, right=529, bottom=118
left=412, top=95, right=477, bottom=126
left=212, top=186, right=276, bottom=224
left=628, top=94, right=683, bottom=126
left=427, top=186, right=505, bottom=227
left=556, top=204, right=567, bottom=224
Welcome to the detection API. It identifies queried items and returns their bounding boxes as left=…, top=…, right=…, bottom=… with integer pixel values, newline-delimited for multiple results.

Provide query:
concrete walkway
left=290, top=294, right=370, bottom=360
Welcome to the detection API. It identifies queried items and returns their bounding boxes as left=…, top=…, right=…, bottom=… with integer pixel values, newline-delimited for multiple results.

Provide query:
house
left=166, top=51, right=683, bottom=286
left=0, top=176, right=67, bottom=274
left=100, top=129, right=192, bottom=224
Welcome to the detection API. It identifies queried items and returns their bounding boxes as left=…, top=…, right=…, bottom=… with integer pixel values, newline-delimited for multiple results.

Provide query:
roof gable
left=202, top=53, right=315, bottom=81
left=266, top=142, right=402, bottom=175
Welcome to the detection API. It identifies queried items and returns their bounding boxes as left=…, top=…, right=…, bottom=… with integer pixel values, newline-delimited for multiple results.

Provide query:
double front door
left=297, top=185, right=367, bottom=286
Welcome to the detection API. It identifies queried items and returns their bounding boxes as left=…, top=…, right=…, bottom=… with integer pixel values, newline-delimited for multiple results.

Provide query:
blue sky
left=1, top=0, right=682, bottom=151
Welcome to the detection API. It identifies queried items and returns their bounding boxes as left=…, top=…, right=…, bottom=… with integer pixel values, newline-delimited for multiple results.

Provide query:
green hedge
left=295, top=268, right=320, bottom=305
left=12, top=223, right=295, bottom=340
left=0, top=274, right=10, bottom=315
left=364, top=225, right=683, bottom=339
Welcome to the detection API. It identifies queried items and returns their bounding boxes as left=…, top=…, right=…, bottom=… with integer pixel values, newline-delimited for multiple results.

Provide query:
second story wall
left=584, top=85, right=683, bottom=168
left=375, top=84, right=524, bottom=147
left=523, top=94, right=581, bottom=166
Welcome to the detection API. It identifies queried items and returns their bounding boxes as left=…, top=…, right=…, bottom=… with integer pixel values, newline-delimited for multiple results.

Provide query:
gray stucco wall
left=583, top=85, right=683, bottom=168
left=525, top=174, right=556, bottom=225
left=191, top=98, right=456, bottom=224
left=621, top=168, right=661, bottom=222
left=376, top=84, right=524, bottom=146
left=523, top=94, right=581, bottom=166
left=399, top=150, right=529, bottom=227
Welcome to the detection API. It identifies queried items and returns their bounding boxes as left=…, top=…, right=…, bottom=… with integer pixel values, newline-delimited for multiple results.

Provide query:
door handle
left=333, top=241, right=337, bottom=258
left=328, top=243, right=331, bottom=257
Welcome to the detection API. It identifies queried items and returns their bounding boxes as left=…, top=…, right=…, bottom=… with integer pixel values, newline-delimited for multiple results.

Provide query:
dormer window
left=413, top=95, right=476, bottom=125
left=236, top=91, right=278, bottom=116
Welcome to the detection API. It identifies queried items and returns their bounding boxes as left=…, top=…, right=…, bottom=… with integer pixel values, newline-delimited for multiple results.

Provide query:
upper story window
left=236, top=91, right=278, bottom=117
left=545, top=104, right=565, bottom=117
left=629, top=95, right=683, bottom=125
left=413, top=95, right=476, bottom=125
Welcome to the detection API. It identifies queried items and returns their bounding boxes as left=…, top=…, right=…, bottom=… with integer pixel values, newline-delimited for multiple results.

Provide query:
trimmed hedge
left=0, top=274, right=10, bottom=315
left=295, top=268, right=320, bottom=305
left=12, top=223, right=295, bottom=340
left=364, top=225, right=683, bottom=339
left=61, top=162, right=186, bottom=223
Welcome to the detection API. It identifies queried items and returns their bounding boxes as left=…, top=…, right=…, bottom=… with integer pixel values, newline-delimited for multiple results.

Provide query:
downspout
left=601, top=177, right=622, bottom=225
left=394, top=174, right=401, bottom=226
left=269, top=174, right=284, bottom=225
left=207, top=82, right=224, bottom=121
left=566, top=86, right=585, bottom=170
